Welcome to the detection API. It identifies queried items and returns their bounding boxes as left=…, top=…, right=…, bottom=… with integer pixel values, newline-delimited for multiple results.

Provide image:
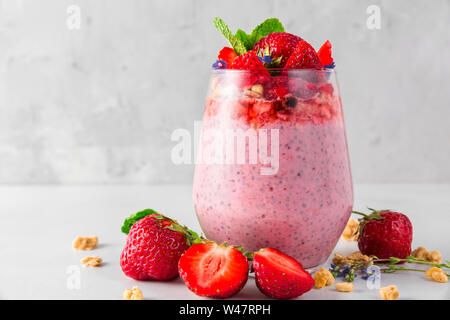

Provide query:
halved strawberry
left=253, top=248, right=314, bottom=299
left=218, top=47, right=237, bottom=67
left=253, top=32, right=303, bottom=67
left=178, top=242, right=249, bottom=298
left=317, top=40, right=333, bottom=67
left=284, top=41, right=322, bottom=70
left=230, top=50, right=270, bottom=76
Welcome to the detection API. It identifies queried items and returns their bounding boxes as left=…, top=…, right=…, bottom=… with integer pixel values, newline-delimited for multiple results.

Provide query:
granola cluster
left=332, top=251, right=371, bottom=266
left=335, top=282, right=354, bottom=292
left=314, top=268, right=335, bottom=289
left=72, top=236, right=98, bottom=250
left=411, top=246, right=442, bottom=264
left=425, top=267, right=448, bottom=283
left=341, top=218, right=359, bottom=241
left=379, top=285, right=399, bottom=300
left=81, top=256, right=102, bottom=267
left=123, top=286, right=144, bottom=300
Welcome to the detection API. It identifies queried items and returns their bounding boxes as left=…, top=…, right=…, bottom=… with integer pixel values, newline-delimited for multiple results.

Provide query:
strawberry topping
left=230, top=50, right=270, bottom=76
left=317, top=40, right=334, bottom=67
left=218, top=47, right=238, bottom=67
left=253, top=32, right=303, bottom=67
left=284, top=41, right=322, bottom=70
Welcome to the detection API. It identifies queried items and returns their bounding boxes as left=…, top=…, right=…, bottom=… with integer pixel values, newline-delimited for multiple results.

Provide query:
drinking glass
left=193, top=68, right=353, bottom=268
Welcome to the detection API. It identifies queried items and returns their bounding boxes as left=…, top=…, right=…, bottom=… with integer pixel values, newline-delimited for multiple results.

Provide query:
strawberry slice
left=218, top=47, right=237, bottom=67
left=178, top=242, right=249, bottom=298
left=284, top=41, right=322, bottom=70
left=230, top=50, right=270, bottom=76
left=253, top=248, right=314, bottom=299
left=317, top=40, right=333, bottom=67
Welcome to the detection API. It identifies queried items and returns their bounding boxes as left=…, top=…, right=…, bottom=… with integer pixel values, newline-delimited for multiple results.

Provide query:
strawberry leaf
left=249, top=18, right=285, bottom=48
left=233, top=245, right=254, bottom=259
left=121, top=208, right=160, bottom=234
left=213, top=17, right=247, bottom=55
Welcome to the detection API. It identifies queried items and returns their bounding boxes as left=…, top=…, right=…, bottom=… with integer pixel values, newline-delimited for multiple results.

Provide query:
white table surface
left=0, top=184, right=448, bottom=300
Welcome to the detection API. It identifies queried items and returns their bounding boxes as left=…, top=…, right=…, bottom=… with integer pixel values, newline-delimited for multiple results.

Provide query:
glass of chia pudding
left=193, top=68, right=353, bottom=268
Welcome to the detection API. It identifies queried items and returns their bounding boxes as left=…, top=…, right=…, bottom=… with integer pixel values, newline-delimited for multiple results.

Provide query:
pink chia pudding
left=193, top=70, right=353, bottom=268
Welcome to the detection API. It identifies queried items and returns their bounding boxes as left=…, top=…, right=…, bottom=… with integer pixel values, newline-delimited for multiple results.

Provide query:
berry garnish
left=253, top=248, right=314, bottom=299
left=178, top=242, right=249, bottom=298
left=218, top=47, right=237, bottom=66
left=254, top=32, right=303, bottom=67
left=352, top=208, right=413, bottom=259
left=120, top=212, right=202, bottom=281
left=317, top=40, right=334, bottom=67
left=230, top=50, right=270, bottom=76
left=284, top=40, right=322, bottom=70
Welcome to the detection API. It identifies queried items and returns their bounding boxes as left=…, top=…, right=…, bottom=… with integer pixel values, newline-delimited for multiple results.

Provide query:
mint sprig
left=235, top=29, right=253, bottom=51
left=213, top=17, right=247, bottom=55
left=213, top=17, right=286, bottom=55
left=233, top=18, right=285, bottom=51
left=249, top=18, right=285, bottom=48
left=121, top=208, right=159, bottom=234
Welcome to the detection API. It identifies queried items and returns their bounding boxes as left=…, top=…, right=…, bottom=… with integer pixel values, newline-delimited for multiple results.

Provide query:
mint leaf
left=249, top=18, right=285, bottom=49
left=235, top=29, right=252, bottom=50
left=121, top=209, right=160, bottom=234
left=213, top=17, right=247, bottom=55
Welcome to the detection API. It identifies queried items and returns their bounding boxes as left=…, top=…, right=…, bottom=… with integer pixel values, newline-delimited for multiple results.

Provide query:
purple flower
left=212, top=59, right=227, bottom=69
left=259, top=55, right=272, bottom=64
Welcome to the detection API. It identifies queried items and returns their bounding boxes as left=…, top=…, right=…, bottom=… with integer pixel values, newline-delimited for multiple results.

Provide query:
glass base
left=305, top=265, right=321, bottom=273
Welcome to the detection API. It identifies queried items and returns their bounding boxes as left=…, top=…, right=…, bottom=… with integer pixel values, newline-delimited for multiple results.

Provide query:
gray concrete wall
left=0, top=0, right=449, bottom=184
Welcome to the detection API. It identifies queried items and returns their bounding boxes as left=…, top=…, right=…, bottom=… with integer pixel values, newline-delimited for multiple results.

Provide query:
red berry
left=218, top=47, right=237, bottom=67
left=317, top=40, right=333, bottom=66
left=120, top=215, right=189, bottom=281
left=253, top=248, right=314, bottom=299
left=356, top=209, right=413, bottom=259
left=319, top=83, right=334, bottom=95
left=178, top=242, right=249, bottom=298
left=230, top=50, right=270, bottom=75
left=254, top=32, right=303, bottom=67
left=284, top=41, right=322, bottom=70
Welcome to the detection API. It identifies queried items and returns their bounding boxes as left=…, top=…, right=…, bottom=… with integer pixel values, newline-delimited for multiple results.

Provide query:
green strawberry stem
left=121, top=208, right=206, bottom=246
left=156, top=215, right=206, bottom=246
left=351, top=209, right=383, bottom=220
left=233, top=245, right=254, bottom=260
left=351, top=210, right=370, bottom=218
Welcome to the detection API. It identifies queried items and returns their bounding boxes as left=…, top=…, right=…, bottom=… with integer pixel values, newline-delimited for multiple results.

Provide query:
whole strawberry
left=120, top=209, right=201, bottom=281
left=284, top=40, right=322, bottom=70
left=353, top=208, right=413, bottom=259
left=253, top=248, right=314, bottom=299
left=253, top=32, right=303, bottom=67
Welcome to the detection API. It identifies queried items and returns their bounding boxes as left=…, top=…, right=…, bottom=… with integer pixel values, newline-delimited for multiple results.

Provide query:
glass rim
left=211, top=68, right=336, bottom=74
